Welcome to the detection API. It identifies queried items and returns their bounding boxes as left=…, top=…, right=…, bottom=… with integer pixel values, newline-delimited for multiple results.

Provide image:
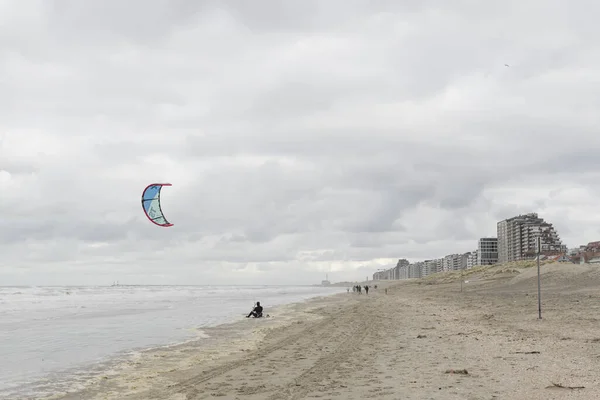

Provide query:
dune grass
left=419, top=259, right=560, bottom=284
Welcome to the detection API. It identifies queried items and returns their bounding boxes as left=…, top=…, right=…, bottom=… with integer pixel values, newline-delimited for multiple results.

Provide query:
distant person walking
left=364, top=285, right=369, bottom=295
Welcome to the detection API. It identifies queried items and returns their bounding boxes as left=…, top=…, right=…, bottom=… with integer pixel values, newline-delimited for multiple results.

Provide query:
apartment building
left=455, top=253, right=468, bottom=270
left=466, top=250, right=478, bottom=269
left=477, top=237, right=498, bottom=265
left=497, top=213, right=566, bottom=263
left=442, top=254, right=467, bottom=271
left=420, top=262, right=429, bottom=277
left=435, top=258, right=443, bottom=273
left=586, top=241, right=600, bottom=252
left=371, top=258, right=411, bottom=281
left=409, top=262, right=424, bottom=279
left=442, top=255, right=453, bottom=271
left=424, top=260, right=434, bottom=276
left=425, top=259, right=442, bottom=275
left=394, top=258, right=409, bottom=279
left=570, top=240, right=600, bottom=265
left=398, top=263, right=408, bottom=279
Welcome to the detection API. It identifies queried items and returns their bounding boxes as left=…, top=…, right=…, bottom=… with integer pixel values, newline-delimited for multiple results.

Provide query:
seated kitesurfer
left=246, top=301, right=263, bottom=318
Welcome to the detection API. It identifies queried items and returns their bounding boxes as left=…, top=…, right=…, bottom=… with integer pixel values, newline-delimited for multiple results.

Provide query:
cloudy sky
left=1, top=0, right=599, bottom=286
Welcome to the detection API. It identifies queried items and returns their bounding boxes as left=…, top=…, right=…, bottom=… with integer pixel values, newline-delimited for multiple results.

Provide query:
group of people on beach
left=348, top=285, right=371, bottom=294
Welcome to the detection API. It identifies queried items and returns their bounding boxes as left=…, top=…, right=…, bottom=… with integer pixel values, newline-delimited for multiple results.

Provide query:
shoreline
left=37, top=289, right=352, bottom=400
left=30, top=264, right=600, bottom=399
left=46, top=283, right=396, bottom=400
left=43, top=264, right=600, bottom=399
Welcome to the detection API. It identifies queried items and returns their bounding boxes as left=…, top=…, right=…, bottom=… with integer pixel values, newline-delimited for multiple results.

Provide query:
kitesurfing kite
left=141, top=183, right=173, bottom=227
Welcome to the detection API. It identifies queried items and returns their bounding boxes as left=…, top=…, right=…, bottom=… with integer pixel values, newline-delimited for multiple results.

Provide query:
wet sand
left=49, top=264, right=600, bottom=399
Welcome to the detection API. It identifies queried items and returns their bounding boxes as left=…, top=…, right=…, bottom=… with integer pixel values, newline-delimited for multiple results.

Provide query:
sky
left=1, top=0, right=600, bottom=286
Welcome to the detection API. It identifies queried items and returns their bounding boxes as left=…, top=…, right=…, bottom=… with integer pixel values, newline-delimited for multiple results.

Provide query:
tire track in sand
left=139, top=302, right=367, bottom=399
left=264, top=312, right=375, bottom=400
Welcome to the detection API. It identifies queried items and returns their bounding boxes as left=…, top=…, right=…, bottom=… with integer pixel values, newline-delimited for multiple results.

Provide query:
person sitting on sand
left=246, top=301, right=263, bottom=318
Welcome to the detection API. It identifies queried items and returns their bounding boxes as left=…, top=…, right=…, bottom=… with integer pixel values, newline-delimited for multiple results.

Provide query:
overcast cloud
left=1, top=0, right=600, bottom=286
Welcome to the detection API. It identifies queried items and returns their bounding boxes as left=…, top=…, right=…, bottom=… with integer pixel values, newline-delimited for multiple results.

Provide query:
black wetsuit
left=247, top=305, right=263, bottom=318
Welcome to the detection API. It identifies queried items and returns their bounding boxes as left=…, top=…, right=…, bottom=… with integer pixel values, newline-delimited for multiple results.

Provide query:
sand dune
left=49, top=263, right=600, bottom=399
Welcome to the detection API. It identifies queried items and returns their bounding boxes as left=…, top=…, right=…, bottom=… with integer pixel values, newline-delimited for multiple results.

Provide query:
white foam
left=0, top=284, right=345, bottom=398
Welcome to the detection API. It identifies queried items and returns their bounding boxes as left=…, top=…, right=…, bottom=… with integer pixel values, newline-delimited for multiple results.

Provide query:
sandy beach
left=48, top=263, right=600, bottom=400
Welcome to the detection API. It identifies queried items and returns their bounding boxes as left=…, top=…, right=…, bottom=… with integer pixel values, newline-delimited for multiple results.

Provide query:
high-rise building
left=393, top=258, right=409, bottom=279
left=409, top=262, right=425, bottom=278
left=477, top=238, right=498, bottom=265
left=497, top=213, right=566, bottom=263
left=425, top=259, right=440, bottom=275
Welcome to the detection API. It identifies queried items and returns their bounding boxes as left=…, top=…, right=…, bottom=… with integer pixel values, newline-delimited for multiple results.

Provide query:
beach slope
left=55, top=264, right=600, bottom=399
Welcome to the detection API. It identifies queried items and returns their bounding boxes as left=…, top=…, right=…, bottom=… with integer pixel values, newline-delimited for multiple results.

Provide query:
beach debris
left=445, top=369, right=468, bottom=375
left=457, top=330, right=482, bottom=336
left=547, top=383, right=585, bottom=390
left=515, top=351, right=540, bottom=354
left=416, top=334, right=427, bottom=339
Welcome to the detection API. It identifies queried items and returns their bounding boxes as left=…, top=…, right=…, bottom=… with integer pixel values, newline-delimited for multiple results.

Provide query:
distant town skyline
left=373, top=212, right=590, bottom=281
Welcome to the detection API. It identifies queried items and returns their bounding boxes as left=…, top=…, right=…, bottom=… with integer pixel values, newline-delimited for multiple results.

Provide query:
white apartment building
left=443, top=255, right=453, bottom=271
left=466, top=250, right=478, bottom=269
left=455, top=253, right=468, bottom=270
left=443, top=254, right=466, bottom=271
left=435, top=258, right=443, bottom=273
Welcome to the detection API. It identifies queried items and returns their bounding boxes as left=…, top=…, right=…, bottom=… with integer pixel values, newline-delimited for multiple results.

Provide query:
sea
left=0, top=284, right=346, bottom=399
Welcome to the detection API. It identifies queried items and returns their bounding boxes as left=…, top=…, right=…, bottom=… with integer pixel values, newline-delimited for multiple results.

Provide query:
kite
left=141, top=183, right=173, bottom=227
